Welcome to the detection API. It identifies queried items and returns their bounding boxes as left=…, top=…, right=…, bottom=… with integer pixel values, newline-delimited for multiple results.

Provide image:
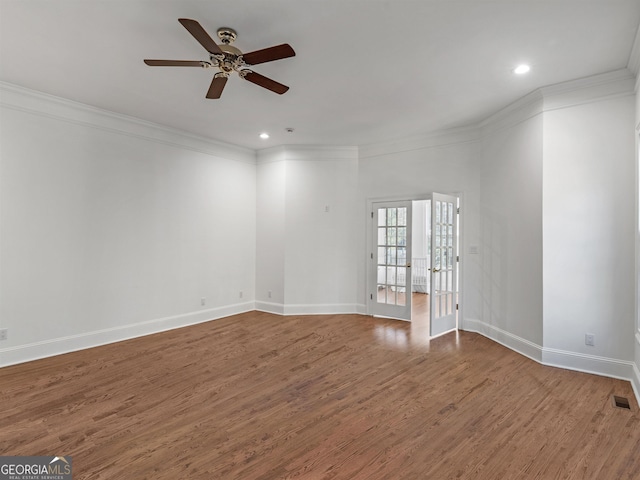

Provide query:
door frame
left=366, top=193, right=465, bottom=330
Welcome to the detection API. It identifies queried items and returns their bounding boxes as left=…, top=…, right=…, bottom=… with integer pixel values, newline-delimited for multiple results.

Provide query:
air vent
left=612, top=395, right=631, bottom=410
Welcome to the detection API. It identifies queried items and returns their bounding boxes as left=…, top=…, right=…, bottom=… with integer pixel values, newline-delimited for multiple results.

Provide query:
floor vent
left=612, top=395, right=631, bottom=410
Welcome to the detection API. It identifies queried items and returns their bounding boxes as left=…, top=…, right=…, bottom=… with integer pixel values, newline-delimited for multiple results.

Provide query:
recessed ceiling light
left=259, top=133, right=270, bottom=139
left=514, top=64, right=531, bottom=75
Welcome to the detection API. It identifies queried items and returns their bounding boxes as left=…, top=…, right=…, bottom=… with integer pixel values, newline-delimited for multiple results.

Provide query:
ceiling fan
left=144, top=18, right=295, bottom=99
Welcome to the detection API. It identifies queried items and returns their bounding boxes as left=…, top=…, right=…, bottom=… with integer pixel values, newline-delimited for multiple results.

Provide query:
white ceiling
left=1, top=0, right=639, bottom=150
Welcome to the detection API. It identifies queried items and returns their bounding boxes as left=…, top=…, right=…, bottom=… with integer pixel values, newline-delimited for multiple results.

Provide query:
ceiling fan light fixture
left=144, top=18, right=296, bottom=99
left=513, top=64, right=531, bottom=75
left=259, top=132, right=270, bottom=139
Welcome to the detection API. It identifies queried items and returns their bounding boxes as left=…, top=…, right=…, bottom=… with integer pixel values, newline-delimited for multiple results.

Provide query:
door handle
left=406, top=262, right=411, bottom=268
left=432, top=268, right=440, bottom=272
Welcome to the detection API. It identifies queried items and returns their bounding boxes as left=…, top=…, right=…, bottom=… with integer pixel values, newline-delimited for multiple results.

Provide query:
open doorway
left=369, top=194, right=459, bottom=338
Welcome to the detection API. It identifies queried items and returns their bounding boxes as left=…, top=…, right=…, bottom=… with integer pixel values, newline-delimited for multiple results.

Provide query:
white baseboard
left=463, top=318, right=638, bottom=404
left=0, top=301, right=255, bottom=368
left=463, top=318, right=543, bottom=363
left=256, top=301, right=365, bottom=316
left=542, top=347, right=635, bottom=381
left=283, top=303, right=364, bottom=315
left=254, top=301, right=285, bottom=315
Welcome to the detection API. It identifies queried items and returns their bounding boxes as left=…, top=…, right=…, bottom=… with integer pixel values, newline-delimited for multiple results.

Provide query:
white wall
left=0, top=84, right=257, bottom=366
left=543, top=94, right=636, bottom=371
left=478, top=100, right=544, bottom=351
left=283, top=147, right=359, bottom=313
left=255, top=146, right=360, bottom=314
left=255, top=148, right=287, bottom=311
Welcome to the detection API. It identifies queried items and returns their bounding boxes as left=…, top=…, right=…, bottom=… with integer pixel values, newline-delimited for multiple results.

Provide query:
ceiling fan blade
left=242, top=71, right=289, bottom=95
left=178, top=18, right=223, bottom=55
left=144, top=60, right=205, bottom=67
left=206, top=75, right=228, bottom=99
left=242, top=44, right=295, bottom=65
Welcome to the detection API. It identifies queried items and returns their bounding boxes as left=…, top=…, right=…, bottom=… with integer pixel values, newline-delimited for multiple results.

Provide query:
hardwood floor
left=2, top=311, right=639, bottom=479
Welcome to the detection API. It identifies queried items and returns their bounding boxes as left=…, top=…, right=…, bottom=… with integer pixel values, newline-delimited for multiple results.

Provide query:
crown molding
left=539, top=68, right=635, bottom=112
left=627, top=22, right=640, bottom=78
left=0, top=81, right=256, bottom=164
left=479, top=89, right=544, bottom=136
left=257, top=145, right=358, bottom=164
left=358, top=125, right=481, bottom=159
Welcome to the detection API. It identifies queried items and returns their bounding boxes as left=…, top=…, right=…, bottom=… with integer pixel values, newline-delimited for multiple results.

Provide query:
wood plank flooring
left=1, top=311, right=640, bottom=479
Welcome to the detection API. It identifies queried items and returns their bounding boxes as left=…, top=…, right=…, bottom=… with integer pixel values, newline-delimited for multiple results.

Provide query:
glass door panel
left=371, top=201, right=412, bottom=320
left=430, top=193, right=458, bottom=336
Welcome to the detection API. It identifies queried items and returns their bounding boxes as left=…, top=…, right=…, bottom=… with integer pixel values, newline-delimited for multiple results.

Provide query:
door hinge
left=370, top=293, right=373, bottom=300
left=456, top=304, right=459, bottom=310
left=371, top=252, right=374, bottom=260
left=371, top=211, right=374, bottom=218
left=457, top=207, right=460, bottom=214
left=457, top=255, right=459, bottom=262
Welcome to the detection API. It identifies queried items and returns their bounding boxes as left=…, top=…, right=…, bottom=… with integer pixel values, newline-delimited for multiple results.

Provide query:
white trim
left=255, top=301, right=365, bottom=316
left=540, top=69, right=635, bottom=112
left=463, top=318, right=636, bottom=384
left=360, top=69, right=636, bottom=159
left=542, top=347, right=635, bottom=381
left=0, top=81, right=256, bottom=164
left=283, top=303, right=363, bottom=315
left=480, top=89, right=544, bottom=136
left=0, top=301, right=255, bottom=368
left=626, top=23, right=640, bottom=76
left=257, top=145, right=358, bottom=164
left=463, top=318, right=543, bottom=363
left=359, top=125, right=480, bottom=159
left=255, top=301, right=285, bottom=315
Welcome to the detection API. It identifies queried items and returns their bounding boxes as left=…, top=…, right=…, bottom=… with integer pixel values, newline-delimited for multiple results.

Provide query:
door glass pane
left=397, top=267, right=406, bottom=286
left=378, top=247, right=386, bottom=264
left=378, top=208, right=386, bottom=227
left=397, top=288, right=405, bottom=306
left=387, top=227, right=397, bottom=246
left=397, top=247, right=406, bottom=266
left=387, top=266, right=396, bottom=285
left=435, top=201, right=441, bottom=223
left=397, top=207, right=407, bottom=226
left=448, top=203, right=454, bottom=224
left=387, top=288, right=396, bottom=305
left=378, top=228, right=386, bottom=246
left=388, top=208, right=397, bottom=226
left=397, top=227, right=406, bottom=246
left=387, top=247, right=397, bottom=265
left=377, top=266, right=386, bottom=284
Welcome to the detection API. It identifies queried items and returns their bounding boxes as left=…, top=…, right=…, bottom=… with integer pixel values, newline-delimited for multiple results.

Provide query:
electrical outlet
left=201, top=297, right=206, bottom=306
left=239, top=291, right=243, bottom=299
left=268, top=291, right=272, bottom=299
left=585, top=333, right=595, bottom=346
left=0, top=329, right=7, bottom=341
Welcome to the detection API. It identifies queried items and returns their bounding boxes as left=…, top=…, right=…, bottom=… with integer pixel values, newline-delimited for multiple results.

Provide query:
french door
left=429, top=193, right=458, bottom=336
left=370, top=201, right=412, bottom=321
